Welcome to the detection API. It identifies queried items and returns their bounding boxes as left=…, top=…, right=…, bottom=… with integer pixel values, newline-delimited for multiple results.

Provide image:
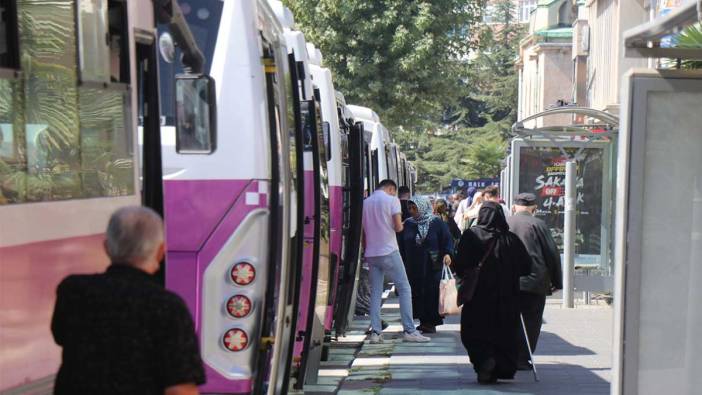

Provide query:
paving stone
left=323, top=291, right=613, bottom=395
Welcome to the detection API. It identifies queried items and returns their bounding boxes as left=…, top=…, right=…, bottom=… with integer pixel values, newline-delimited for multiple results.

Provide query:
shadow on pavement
left=535, top=331, right=596, bottom=356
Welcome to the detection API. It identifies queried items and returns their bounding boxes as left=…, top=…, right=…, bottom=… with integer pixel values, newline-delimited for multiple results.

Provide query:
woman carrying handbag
left=401, top=196, right=454, bottom=334
left=453, top=202, right=532, bottom=384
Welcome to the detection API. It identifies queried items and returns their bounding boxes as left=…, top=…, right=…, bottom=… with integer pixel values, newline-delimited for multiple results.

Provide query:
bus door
left=333, top=120, right=365, bottom=336
left=136, top=32, right=163, bottom=214
left=276, top=52, right=306, bottom=393
left=255, top=40, right=295, bottom=395
left=293, top=98, right=328, bottom=388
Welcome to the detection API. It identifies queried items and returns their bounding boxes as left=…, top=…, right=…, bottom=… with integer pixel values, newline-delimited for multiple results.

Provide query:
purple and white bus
left=347, top=105, right=399, bottom=187
left=159, top=0, right=298, bottom=393
left=0, top=0, right=199, bottom=392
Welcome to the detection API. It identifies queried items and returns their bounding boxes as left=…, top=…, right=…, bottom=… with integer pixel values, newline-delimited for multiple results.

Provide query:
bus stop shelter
left=509, top=107, right=619, bottom=307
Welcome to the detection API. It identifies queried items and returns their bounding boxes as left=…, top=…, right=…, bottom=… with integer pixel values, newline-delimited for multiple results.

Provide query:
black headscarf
left=472, top=201, right=509, bottom=242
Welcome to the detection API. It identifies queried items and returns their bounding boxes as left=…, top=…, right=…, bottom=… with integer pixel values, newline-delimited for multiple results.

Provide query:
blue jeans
left=366, top=250, right=416, bottom=334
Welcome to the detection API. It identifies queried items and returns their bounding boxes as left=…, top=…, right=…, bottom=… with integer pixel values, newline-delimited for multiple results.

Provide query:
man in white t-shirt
left=362, top=179, right=430, bottom=344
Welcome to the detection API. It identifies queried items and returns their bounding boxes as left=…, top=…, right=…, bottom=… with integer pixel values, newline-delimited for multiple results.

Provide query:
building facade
left=516, top=0, right=650, bottom=123
left=517, top=0, right=575, bottom=127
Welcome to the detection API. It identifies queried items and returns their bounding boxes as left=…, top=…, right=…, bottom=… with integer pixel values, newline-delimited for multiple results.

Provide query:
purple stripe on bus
left=293, top=237, right=315, bottom=358
left=325, top=185, right=344, bottom=330
left=164, top=180, right=250, bottom=251
left=166, top=251, right=200, bottom=329
left=294, top=171, right=317, bottom=357
left=201, top=369, right=252, bottom=393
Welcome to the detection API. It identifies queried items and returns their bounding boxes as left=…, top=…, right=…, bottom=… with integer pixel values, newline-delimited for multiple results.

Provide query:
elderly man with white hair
left=51, top=206, right=205, bottom=395
left=506, top=193, right=563, bottom=371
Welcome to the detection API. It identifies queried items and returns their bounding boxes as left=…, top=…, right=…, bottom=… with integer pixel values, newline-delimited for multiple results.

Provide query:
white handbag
left=439, top=265, right=461, bottom=315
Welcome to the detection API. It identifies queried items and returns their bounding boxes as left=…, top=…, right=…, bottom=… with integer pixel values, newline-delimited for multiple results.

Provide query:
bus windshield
left=158, top=0, right=224, bottom=126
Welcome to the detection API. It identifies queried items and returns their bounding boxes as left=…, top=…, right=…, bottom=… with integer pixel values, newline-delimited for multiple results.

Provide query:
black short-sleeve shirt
left=51, top=264, right=206, bottom=395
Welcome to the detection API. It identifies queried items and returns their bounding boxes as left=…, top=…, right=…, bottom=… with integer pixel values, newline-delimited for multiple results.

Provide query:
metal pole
left=563, top=160, right=577, bottom=308
left=520, top=314, right=540, bottom=382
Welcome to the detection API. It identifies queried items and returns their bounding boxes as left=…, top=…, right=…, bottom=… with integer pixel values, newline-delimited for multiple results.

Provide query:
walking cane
left=520, top=313, right=540, bottom=382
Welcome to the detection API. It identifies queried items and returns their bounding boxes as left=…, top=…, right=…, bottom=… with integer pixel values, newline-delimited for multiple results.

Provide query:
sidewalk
left=335, top=294, right=613, bottom=395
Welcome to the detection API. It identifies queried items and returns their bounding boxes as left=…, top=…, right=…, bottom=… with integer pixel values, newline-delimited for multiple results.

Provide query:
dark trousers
left=405, top=257, right=422, bottom=319
left=417, top=267, right=443, bottom=326
left=518, top=291, right=546, bottom=363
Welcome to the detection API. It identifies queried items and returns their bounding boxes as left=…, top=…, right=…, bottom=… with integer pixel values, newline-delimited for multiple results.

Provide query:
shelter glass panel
left=635, top=90, right=702, bottom=394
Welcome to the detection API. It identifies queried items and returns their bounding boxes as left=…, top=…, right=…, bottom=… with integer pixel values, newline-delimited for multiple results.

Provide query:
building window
left=519, top=0, right=537, bottom=23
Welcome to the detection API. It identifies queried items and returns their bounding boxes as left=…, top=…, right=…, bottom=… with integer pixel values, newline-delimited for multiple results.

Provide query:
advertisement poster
left=518, top=146, right=604, bottom=266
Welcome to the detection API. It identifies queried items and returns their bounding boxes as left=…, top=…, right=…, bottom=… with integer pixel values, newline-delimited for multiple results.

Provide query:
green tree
left=448, top=0, right=525, bottom=131
left=283, top=0, right=485, bottom=128
left=407, top=0, right=523, bottom=192
left=285, top=0, right=522, bottom=193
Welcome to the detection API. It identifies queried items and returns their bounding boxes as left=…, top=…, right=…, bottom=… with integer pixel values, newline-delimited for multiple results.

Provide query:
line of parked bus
left=0, top=0, right=415, bottom=394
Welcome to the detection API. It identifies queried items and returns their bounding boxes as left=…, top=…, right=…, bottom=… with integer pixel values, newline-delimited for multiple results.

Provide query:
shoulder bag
left=457, top=238, right=496, bottom=306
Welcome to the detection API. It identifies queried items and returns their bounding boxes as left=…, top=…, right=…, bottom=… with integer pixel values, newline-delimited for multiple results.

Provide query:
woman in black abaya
left=454, top=201, right=532, bottom=384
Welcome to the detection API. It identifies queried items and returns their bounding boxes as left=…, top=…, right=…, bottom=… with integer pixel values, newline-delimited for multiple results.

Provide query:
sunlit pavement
left=316, top=294, right=612, bottom=395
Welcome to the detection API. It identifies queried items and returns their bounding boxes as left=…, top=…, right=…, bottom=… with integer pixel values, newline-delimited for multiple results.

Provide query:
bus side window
left=77, top=0, right=129, bottom=84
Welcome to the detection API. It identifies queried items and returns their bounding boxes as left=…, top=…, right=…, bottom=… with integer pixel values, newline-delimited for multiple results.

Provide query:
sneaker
left=403, top=330, right=430, bottom=343
left=369, top=332, right=384, bottom=344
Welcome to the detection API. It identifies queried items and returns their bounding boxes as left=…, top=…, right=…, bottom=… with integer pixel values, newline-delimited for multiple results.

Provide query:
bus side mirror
left=175, top=74, right=217, bottom=154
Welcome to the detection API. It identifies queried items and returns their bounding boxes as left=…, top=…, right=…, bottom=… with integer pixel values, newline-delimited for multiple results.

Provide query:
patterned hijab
left=409, top=196, right=438, bottom=245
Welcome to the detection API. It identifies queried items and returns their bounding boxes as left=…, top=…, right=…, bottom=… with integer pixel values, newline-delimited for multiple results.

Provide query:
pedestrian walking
left=51, top=206, right=205, bottom=395
left=398, top=186, right=412, bottom=220
left=400, top=196, right=454, bottom=333
left=483, top=185, right=510, bottom=217
left=447, top=194, right=457, bottom=217
left=451, top=191, right=465, bottom=219
left=462, top=190, right=484, bottom=230
left=434, top=198, right=461, bottom=241
left=506, top=193, right=563, bottom=370
left=362, top=179, right=430, bottom=344
left=453, top=189, right=472, bottom=231
left=454, top=202, right=532, bottom=384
